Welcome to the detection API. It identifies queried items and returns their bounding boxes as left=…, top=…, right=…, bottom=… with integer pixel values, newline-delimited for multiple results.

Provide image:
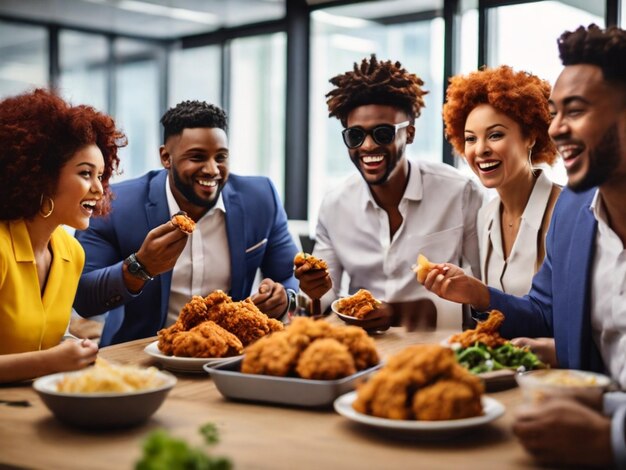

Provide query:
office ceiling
left=0, top=0, right=287, bottom=39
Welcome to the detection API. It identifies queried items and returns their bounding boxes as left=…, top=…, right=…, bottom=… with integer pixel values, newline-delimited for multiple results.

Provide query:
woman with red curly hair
left=442, top=65, right=561, bottom=297
left=0, top=89, right=125, bottom=383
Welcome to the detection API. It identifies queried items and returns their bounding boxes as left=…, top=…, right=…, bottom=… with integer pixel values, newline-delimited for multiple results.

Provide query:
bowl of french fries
left=33, top=359, right=176, bottom=429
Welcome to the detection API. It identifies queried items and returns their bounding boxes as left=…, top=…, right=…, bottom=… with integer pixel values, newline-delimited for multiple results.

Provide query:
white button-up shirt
left=590, top=190, right=626, bottom=389
left=165, top=178, right=231, bottom=326
left=313, top=160, right=483, bottom=329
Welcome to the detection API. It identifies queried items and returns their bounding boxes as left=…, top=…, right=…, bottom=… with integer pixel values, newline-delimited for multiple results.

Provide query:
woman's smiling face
left=463, top=103, right=534, bottom=190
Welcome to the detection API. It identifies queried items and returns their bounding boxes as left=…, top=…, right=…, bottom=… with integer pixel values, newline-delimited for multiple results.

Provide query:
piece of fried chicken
left=170, top=321, right=243, bottom=358
left=157, top=320, right=184, bottom=356
left=206, top=298, right=283, bottom=346
left=329, top=325, right=379, bottom=371
left=335, top=289, right=381, bottom=319
left=241, top=332, right=310, bottom=377
left=293, top=252, right=328, bottom=270
left=448, top=310, right=507, bottom=348
left=296, top=338, right=356, bottom=380
left=353, top=344, right=483, bottom=420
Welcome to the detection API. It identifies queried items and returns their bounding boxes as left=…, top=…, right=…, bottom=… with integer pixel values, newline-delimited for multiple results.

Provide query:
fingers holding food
left=171, top=211, right=196, bottom=234
left=414, top=254, right=437, bottom=284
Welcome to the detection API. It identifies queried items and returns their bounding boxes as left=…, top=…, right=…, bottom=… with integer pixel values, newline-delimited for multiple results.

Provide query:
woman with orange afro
left=442, top=65, right=560, bottom=297
left=0, top=89, right=125, bottom=382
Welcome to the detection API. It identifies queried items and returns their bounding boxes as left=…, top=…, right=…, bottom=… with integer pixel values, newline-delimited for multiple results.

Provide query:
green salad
left=454, top=342, right=545, bottom=374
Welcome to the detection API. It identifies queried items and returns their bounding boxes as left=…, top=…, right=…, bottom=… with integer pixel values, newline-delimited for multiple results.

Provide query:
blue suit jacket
left=488, top=186, right=605, bottom=372
left=74, top=170, right=298, bottom=346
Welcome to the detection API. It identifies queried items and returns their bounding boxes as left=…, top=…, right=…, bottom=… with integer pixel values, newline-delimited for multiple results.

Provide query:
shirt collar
left=360, top=159, right=422, bottom=211
left=165, top=176, right=225, bottom=220
left=590, top=188, right=608, bottom=226
left=8, top=219, right=71, bottom=263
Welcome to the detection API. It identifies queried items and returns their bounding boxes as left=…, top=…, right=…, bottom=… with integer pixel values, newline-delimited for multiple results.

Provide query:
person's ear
left=159, top=145, right=171, bottom=169
left=406, top=123, right=416, bottom=144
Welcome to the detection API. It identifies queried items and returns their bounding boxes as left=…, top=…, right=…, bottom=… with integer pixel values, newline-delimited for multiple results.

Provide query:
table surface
left=0, top=324, right=538, bottom=470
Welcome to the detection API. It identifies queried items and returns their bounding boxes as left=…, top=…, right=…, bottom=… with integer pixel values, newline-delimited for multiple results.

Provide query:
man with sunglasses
left=295, top=55, right=483, bottom=330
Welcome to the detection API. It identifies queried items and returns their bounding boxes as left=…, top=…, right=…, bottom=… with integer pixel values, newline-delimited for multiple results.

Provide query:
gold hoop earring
left=39, top=194, right=54, bottom=218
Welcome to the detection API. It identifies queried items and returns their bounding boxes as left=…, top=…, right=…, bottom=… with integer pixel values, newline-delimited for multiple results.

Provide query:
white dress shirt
left=478, top=170, right=554, bottom=296
left=165, top=178, right=231, bottom=326
left=590, top=190, right=626, bottom=389
left=313, top=160, right=483, bottom=329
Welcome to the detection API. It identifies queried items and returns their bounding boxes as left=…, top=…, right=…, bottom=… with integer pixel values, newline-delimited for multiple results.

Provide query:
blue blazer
left=74, top=170, right=298, bottom=346
left=488, top=186, right=604, bottom=372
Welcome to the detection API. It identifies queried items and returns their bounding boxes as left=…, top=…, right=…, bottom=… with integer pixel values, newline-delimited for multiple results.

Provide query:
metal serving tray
left=204, top=357, right=381, bottom=408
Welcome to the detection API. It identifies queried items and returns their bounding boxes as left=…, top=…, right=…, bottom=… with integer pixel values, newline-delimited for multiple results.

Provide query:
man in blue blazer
left=74, top=101, right=298, bottom=346
left=422, top=24, right=626, bottom=468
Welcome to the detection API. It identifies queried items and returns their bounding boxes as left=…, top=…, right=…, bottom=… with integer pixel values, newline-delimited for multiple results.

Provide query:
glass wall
left=309, top=4, right=444, bottom=226
left=169, top=45, right=221, bottom=108
left=0, top=21, right=47, bottom=99
left=114, top=39, right=162, bottom=181
left=228, top=33, right=286, bottom=198
left=59, top=30, right=108, bottom=112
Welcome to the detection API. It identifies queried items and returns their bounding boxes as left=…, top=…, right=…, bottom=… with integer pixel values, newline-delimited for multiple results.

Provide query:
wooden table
left=0, top=326, right=538, bottom=469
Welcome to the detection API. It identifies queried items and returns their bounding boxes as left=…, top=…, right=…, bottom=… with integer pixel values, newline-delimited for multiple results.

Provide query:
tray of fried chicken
left=144, top=290, right=284, bottom=373
left=204, top=317, right=381, bottom=407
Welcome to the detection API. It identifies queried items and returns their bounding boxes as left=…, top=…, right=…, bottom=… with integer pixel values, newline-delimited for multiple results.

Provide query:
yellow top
left=0, top=220, right=85, bottom=354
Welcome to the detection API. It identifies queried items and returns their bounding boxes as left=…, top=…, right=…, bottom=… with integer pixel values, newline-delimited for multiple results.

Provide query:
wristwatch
left=124, top=253, right=153, bottom=281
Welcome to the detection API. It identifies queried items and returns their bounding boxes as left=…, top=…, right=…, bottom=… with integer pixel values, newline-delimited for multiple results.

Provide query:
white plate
left=334, top=392, right=504, bottom=439
left=143, top=340, right=242, bottom=374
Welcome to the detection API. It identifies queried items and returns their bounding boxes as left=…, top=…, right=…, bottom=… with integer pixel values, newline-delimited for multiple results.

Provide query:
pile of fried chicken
left=335, top=289, right=382, bottom=319
left=158, top=290, right=284, bottom=358
left=448, top=310, right=507, bottom=348
left=241, top=317, right=380, bottom=380
left=353, top=344, right=484, bottom=421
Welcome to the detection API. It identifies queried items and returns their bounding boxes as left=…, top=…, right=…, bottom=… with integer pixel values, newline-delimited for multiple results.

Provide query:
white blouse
left=478, top=170, right=554, bottom=296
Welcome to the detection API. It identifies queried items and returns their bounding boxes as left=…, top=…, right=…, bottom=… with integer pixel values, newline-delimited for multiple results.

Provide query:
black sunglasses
left=341, top=121, right=410, bottom=149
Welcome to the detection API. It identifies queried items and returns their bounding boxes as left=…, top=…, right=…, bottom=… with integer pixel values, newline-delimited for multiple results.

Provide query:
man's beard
left=351, top=144, right=404, bottom=186
left=569, top=124, right=621, bottom=193
left=172, top=167, right=222, bottom=210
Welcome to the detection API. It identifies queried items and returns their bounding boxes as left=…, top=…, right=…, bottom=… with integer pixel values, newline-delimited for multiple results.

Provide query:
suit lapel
left=223, top=183, right=246, bottom=298
left=566, top=202, right=597, bottom=369
left=145, top=170, right=172, bottom=327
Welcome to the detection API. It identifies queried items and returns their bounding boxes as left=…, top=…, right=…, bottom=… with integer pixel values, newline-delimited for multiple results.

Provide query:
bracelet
left=283, top=288, right=298, bottom=316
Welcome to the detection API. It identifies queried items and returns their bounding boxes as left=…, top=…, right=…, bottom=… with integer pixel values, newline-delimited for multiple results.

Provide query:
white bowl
left=33, top=369, right=176, bottom=429
left=515, top=369, right=610, bottom=405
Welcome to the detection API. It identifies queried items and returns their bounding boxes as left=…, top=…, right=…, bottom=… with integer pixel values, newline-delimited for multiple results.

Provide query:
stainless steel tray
left=204, top=357, right=381, bottom=408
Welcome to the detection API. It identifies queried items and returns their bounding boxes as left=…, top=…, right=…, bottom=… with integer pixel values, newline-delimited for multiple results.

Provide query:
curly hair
left=558, top=24, right=626, bottom=85
left=0, top=89, right=125, bottom=220
left=160, top=100, right=228, bottom=143
left=326, top=54, right=428, bottom=127
left=442, top=65, right=557, bottom=165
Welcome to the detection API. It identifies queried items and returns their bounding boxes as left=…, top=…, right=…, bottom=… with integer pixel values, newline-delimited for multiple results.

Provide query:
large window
left=487, top=1, right=604, bottom=186
left=0, top=21, right=47, bottom=99
left=59, top=31, right=108, bottom=112
left=114, top=39, right=162, bottom=180
left=309, top=2, right=444, bottom=226
left=228, top=33, right=286, bottom=198
left=169, top=45, right=221, bottom=108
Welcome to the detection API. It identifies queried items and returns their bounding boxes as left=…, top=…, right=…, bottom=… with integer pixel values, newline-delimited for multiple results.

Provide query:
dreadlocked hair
left=326, top=54, right=428, bottom=127
left=558, top=24, right=626, bottom=85
left=160, top=100, right=228, bottom=143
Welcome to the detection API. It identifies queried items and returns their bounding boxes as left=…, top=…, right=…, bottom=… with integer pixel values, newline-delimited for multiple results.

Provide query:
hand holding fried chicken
left=419, top=261, right=490, bottom=311
left=124, top=221, right=189, bottom=292
left=293, top=252, right=332, bottom=301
